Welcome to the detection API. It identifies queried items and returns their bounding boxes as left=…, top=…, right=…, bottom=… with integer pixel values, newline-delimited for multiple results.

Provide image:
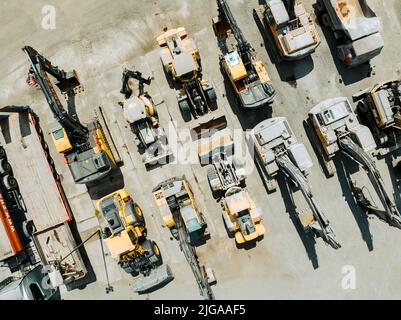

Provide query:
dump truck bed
left=331, top=0, right=365, bottom=21
left=0, top=107, right=86, bottom=282
left=326, top=0, right=381, bottom=40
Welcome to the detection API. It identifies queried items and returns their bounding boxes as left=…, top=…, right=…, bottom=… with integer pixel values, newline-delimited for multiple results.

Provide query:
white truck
left=316, top=0, right=384, bottom=67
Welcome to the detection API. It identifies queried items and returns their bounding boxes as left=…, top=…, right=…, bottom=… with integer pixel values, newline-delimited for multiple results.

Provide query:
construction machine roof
left=309, top=97, right=377, bottom=152
left=157, top=27, right=199, bottom=76
left=351, top=32, right=384, bottom=56
left=251, top=117, right=313, bottom=172
left=123, top=96, right=147, bottom=123
left=253, top=116, right=297, bottom=149
left=225, top=188, right=251, bottom=214
left=173, top=52, right=198, bottom=78
left=224, top=51, right=248, bottom=81
left=268, top=0, right=290, bottom=26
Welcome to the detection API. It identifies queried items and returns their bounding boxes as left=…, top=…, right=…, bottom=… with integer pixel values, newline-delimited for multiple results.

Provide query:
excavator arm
left=120, top=68, right=151, bottom=99
left=339, top=136, right=401, bottom=228
left=172, top=210, right=215, bottom=300
left=216, top=0, right=253, bottom=67
left=22, top=46, right=88, bottom=142
left=276, top=154, right=341, bottom=249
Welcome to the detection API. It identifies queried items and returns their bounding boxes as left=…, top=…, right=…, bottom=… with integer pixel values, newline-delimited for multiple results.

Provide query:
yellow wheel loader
left=96, top=189, right=173, bottom=293
left=157, top=27, right=217, bottom=122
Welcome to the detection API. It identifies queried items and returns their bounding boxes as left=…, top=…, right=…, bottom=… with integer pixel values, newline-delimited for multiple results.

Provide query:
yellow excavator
left=96, top=189, right=173, bottom=293
left=213, top=0, right=276, bottom=108
left=23, top=46, right=119, bottom=185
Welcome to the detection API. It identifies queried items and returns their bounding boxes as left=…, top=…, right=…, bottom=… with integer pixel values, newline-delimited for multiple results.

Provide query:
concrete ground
left=1, top=0, right=401, bottom=300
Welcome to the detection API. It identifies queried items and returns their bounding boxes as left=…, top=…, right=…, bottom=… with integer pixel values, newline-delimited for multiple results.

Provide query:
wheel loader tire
left=0, top=159, right=13, bottom=175
left=2, top=175, right=18, bottom=191
left=322, top=13, right=331, bottom=28
left=134, top=203, right=145, bottom=224
left=121, top=261, right=138, bottom=276
left=22, top=220, right=36, bottom=238
left=316, top=0, right=325, bottom=13
left=205, top=88, right=217, bottom=111
left=178, top=100, right=192, bottom=122
left=0, top=147, right=6, bottom=160
left=143, top=240, right=163, bottom=266
left=150, top=241, right=163, bottom=266
left=357, top=100, right=369, bottom=114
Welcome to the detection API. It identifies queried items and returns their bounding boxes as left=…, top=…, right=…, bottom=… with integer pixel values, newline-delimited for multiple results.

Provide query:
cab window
left=52, top=128, right=65, bottom=140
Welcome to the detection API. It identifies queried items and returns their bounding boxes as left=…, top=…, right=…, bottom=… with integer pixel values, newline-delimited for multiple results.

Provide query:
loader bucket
left=191, top=115, right=228, bottom=139
left=132, top=264, right=174, bottom=294
left=143, top=144, right=173, bottom=167
left=197, top=132, right=234, bottom=165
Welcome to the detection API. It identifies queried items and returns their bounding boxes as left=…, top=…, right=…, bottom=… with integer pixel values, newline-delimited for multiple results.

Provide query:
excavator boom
left=277, top=154, right=341, bottom=249
left=339, top=135, right=401, bottom=228
left=216, top=0, right=252, bottom=60
left=23, top=46, right=88, bottom=142
left=173, top=211, right=215, bottom=300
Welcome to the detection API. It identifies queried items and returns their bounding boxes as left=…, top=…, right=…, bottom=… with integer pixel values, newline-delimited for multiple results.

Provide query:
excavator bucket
left=132, top=264, right=174, bottom=294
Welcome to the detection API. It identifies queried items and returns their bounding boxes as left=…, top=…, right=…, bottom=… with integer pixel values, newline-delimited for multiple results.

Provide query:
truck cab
left=0, top=265, right=59, bottom=300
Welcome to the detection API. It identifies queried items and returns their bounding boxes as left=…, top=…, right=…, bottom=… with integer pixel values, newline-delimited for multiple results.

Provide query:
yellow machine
left=222, top=187, right=265, bottom=244
left=50, top=127, right=73, bottom=153
left=23, top=46, right=118, bottom=184
left=213, top=0, right=276, bottom=108
left=354, top=79, right=401, bottom=154
left=152, top=177, right=215, bottom=299
left=96, top=189, right=173, bottom=293
left=153, top=177, right=209, bottom=243
left=157, top=28, right=217, bottom=122
left=157, top=27, right=200, bottom=82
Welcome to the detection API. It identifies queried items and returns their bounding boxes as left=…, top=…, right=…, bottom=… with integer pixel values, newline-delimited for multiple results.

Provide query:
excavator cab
left=50, top=127, right=73, bottom=153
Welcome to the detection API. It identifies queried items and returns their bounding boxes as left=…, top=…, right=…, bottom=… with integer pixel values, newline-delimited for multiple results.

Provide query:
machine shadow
left=384, top=150, right=401, bottom=213
left=312, top=4, right=373, bottom=86
left=222, top=72, right=273, bottom=131
left=335, top=157, right=374, bottom=251
left=86, top=167, right=125, bottom=201
left=277, top=172, right=319, bottom=269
